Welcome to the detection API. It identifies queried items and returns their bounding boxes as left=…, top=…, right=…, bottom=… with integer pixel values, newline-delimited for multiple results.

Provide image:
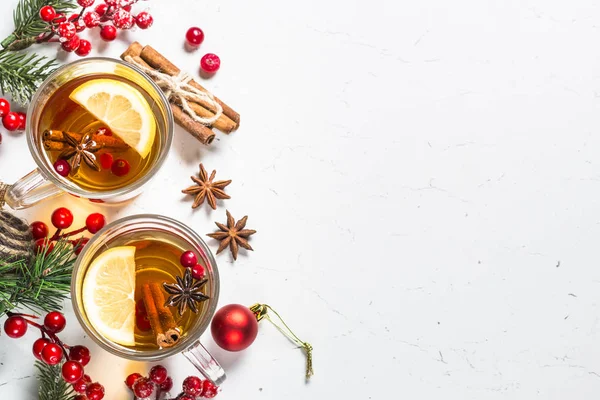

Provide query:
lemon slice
left=82, top=246, right=136, bottom=346
left=70, top=79, right=156, bottom=158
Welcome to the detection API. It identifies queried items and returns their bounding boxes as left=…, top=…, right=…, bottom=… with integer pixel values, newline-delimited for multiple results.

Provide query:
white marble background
left=2, top=0, right=600, bottom=399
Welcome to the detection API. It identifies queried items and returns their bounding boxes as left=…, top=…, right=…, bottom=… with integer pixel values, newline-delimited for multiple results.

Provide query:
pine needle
left=0, top=51, right=57, bottom=105
left=13, top=0, right=77, bottom=40
left=0, top=240, right=76, bottom=318
left=35, top=361, right=75, bottom=400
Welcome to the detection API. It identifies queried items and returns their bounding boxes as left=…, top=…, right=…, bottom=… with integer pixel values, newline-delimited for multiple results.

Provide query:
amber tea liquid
left=39, top=75, right=160, bottom=192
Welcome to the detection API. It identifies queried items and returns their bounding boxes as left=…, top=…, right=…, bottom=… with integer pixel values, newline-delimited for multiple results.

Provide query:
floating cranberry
left=86, top=213, right=106, bottom=234
left=51, top=207, right=74, bottom=229
left=54, top=159, right=71, bottom=177
left=135, top=299, right=151, bottom=331
left=62, top=360, right=84, bottom=384
left=200, top=53, right=221, bottom=74
left=30, top=221, right=49, bottom=240
left=69, top=345, right=91, bottom=366
left=96, top=127, right=112, bottom=136
left=99, top=153, right=113, bottom=170
left=186, top=27, right=204, bottom=47
left=76, top=39, right=92, bottom=57
left=0, top=98, right=9, bottom=117
left=39, top=5, right=57, bottom=22
left=44, top=311, right=66, bottom=333
left=4, top=316, right=28, bottom=338
left=100, top=25, right=117, bottom=41
left=111, top=159, right=130, bottom=176
left=32, top=338, right=51, bottom=360
left=135, top=12, right=153, bottom=29
left=180, top=251, right=198, bottom=268
left=41, top=343, right=63, bottom=365
left=125, top=372, right=143, bottom=389
left=3, top=112, right=20, bottom=131
left=191, top=263, right=206, bottom=280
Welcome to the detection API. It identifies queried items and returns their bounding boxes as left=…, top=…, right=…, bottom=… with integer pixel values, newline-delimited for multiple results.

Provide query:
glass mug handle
left=183, top=340, right=226, bottom=386
left=3, top=169, right=63, bottom=210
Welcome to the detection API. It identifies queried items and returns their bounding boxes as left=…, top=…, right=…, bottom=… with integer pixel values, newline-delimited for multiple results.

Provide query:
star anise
left=163, top=268, right=210, bottom=315
left=182, top=163, right=231, bottom=210
left=59, top=131, right=102, bottom=174
left=207, top=210, right=256, bottom=260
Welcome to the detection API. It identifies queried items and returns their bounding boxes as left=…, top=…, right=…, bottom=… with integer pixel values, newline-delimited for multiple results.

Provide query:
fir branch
left=0, top=240, right=76, bottom=318
left=35, top=361, right=75, bottom=400
left=10, top=0, right=77, bottom=44
left=0, top=50, right=57, bottom=105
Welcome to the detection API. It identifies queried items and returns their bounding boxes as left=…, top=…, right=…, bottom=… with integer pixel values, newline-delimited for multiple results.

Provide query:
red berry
left=178, top=395, right=195, bottom=400
left=99, top=153, right=113, bottom=170
left=149, top=365, right=168, bottom=384
left=30, top=221, right=49, bottom=240
left=16, top=112, right=26, bottom=130
left=40, top=5, right=57, bottom=22
left=41, top=343, right=63, bottom=365
left=132, top=377, right=154, bottom=398
left=74, top=396, right=88, bottom=400
left=113, top=9, right=134, bottom=29
left=100, top=25, right=117, bottom=41
left=135, top=299, right=151, bottom=331
left=54, top=159, right=71, bottom=177
left=68, top=14, right=86, bottom=32
left=74, top=238, right=89, bottom=255
left=62, top=360, right=84, bottom=384
left=104, top=0, right=118, bottom=6
left=44, top=311, right=66, bottom=333
left=77, top=0, right=95, bottom=7
left=69, top=345, right=91, bottom=366
left=32, top=338, right=51, bottom=360
left=122, top=4, right=132, bottom=12
left=0, top=98, right=9, bottom=117
left=180, top=251, right=198, bottom=268
left=3, top=112, right=20, bottom=131
left=191, top=263, right=205, bottom=280
left=111, top=159, right=130, bottom=176
left=200, top=53, right=221, bottom=74
left=159, top=376, right=173, bottom=392
left=35, top=238, right=55, bottom=255
left=76, top=39, right=92, bottom=57
left=135, top=12, right=153, bottom=29
left=94, top=3, right=108, bottom=16
left=3, top=316, right=28, bottom=338
left=54, top=13, right=67, bottom=23
left=96, top=127, right=112, bottom=136
left=83, top=11, right=100, bottom=28
left=202, top=380, right=219, bottom=398
left=86, top=382, right=105, bottom=400
left=125, top=372, right=143, bottom=389
left=182, top=376, right=204, bottom=396
left=73, top=374, right=91, bottom=393
left=86, top=213, right=106, bottom=234
left=62, top=34, right=81, bottom=52
left=57, top=22, right=77, bottom=40
left=51, top=207, right=74, bottom=229
left=186, top=27, right=204, bottom=46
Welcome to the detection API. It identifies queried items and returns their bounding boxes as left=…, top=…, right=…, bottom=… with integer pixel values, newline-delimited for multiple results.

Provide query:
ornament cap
left=249, top=303, right=268, bottom=321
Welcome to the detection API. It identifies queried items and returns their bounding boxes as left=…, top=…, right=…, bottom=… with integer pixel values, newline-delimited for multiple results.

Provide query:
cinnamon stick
left=171, top=103, right=216, bottom=145
left=42, top=130, right=129, bottom=151
left=139, top=45, right=241, bottom=125
left=142, top=282, right=181, bottom=348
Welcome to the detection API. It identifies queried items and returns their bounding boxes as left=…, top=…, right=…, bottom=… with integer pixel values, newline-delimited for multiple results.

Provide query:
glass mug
left=3, top=58, right=173, bottom=209
left=71, top=214, right=226, bottom=385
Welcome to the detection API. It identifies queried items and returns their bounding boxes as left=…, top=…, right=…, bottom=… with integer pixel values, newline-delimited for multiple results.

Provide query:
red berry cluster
left=184, top=27, right=221, bottom=75
left=180, top=250, right=206, bottom=280
left=31, top=207, right=107, bottom=255
left=39, top=0, right=154, bottom=56
left=0, top=97, right=26, bottom=143
left=126, top=367, right=218, bottom=400
left=3, top=311, right=105, bottom=400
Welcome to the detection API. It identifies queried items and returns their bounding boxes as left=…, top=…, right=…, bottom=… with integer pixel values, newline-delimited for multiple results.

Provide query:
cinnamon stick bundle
left=142, top=282, right=181, bottom=348
left=43, top=130, right=129, bottom=151
left=120, top=42, right=240, bottom=144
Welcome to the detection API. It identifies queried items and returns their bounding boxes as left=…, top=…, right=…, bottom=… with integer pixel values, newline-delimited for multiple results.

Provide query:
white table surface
left=1, top=0, right=599, bottom=399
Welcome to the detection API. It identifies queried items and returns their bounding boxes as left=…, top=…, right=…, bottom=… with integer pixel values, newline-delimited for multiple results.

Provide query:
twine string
left=124, top=55, right=223, bottom=126
left=251, top=303, right=314, bottom=380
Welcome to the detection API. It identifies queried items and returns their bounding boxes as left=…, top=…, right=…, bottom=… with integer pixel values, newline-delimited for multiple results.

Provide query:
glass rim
left=70, top=214, right=220, bottom=361
left=26, top=57, right=174, bottom=199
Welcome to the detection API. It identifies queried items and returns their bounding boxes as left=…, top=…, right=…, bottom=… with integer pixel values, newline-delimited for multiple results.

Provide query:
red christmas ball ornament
left=211, top=304, right=258, bottom=351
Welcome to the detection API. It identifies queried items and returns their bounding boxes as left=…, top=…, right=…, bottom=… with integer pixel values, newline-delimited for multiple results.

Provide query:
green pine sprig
left=35, top=361, right=75, bottom=400
left=0, top=239, right=76, bottom=318
left=0, top=51, right=57, bottom=105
